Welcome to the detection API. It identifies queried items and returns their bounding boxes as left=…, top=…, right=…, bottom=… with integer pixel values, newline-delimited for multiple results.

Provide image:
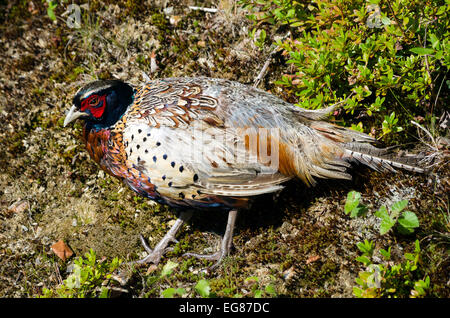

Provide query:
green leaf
left=397, top=211, right=419, bottom=234
left=404, top=252, right=415, bottom=262
left=391, top=200, right=408, bottom=215
left=265, top=284, right=276, bottom=296
left=351, top=204, right=368, bottom=218
left=65, top=264, right=81, bottom=289
left=353, top=286, right=363, bottom=298
left=409, top=47, right=435, bottom=55
left=345, top=191, right=361, bottom=215
left=356, top=255, right=371, bottom=265
left=380, top=247, right=391, bottom=261
left=414, top=239, right=421, bottom=253
left=379, top=217, right=396, bottom=235
left=160, top=261, right=178, bottom=277
left=357, top=240, right=374, bottom=255
left=195, top=279, right=211, bottom=298
left=46, top=0, right=58, bottom=21
left=375, top=205, right=389, bottom=219
left=175, top=288, right=186, bottom=296
left=162, top=288, right=176, bottom=298
left=429, top=33, right=440, bottom=49
left=381, top=16, right=391, bottom=25
left=99, top=287, right=109, bottom=298
left=376, top=206, right=396, bottom=235
left=162, top=287, right=186, bottom=298
left=47, top=8, right=56, bottom=21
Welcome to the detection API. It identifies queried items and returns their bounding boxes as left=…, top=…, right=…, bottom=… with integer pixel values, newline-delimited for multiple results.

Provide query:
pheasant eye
left=89, top=96, right=99, bottom=106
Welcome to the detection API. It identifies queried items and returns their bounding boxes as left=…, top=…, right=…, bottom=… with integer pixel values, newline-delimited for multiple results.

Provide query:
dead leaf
left=146, top=264, right=158, bottom=274
left=51, top=240, right=74, bottom=261
left=7, top=200, right=30, bottom=216
left=306, top=255, right=320, bottom=264
left=282, top=266, right=296, bottom=280
left=169, top=16, right=182, bottom=26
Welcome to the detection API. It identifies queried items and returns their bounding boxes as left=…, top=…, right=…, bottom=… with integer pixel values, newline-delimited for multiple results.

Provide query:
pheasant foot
left=183, top=209, right=238, bottom=270
left=133, top=210, right=192, bottom=265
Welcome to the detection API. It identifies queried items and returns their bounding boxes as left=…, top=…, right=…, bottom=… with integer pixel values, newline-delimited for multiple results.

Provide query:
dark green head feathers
left=65, top=80, right=134, bottom=130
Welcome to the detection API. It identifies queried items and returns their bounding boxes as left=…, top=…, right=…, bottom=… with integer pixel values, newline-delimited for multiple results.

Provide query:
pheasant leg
left=134, top=210, right=193, bottom=264
left=183, top=209, right=238, bottom=270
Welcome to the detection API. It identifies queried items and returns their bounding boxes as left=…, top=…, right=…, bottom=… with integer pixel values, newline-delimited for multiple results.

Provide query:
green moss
left=7, top=0, right=31, bottom=23
left=151, top=12, right=169, bottom=30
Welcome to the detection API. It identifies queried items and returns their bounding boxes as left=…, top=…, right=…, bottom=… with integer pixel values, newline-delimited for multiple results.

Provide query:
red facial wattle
left=81, top=94, right=106, bottom=119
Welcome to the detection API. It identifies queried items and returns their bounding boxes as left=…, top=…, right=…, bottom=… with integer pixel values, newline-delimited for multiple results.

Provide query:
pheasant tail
left=308, top=121, right=425, bottom=176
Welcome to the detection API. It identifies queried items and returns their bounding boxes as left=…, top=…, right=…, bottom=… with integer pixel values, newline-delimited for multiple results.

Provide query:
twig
left=54, top=263, right=63, bottom=285
left=188, top=6, right=218, bottom=13
left=253, top=56, right=273, bottom=88
left=385, top=0, right=407, bottom=39
left=14, top=272, right=22, bottom=284
left=410, top=120, right=438, bottom=151
left=423, top=25, right=434, bottom=109
left=432, top=73, right=446, bottom=115
left=253, top=32, right=290, bottom=88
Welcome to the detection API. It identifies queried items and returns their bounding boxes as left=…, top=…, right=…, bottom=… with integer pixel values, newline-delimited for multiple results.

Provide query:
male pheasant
left=64, top=77, right=424, bottom=268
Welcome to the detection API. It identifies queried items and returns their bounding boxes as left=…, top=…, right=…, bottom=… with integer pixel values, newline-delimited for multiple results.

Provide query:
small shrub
left=353, top=240, right=430, bottom=298
left=375, top=200, right=420, bottom=235
left=40, top=249, right=121, bottom=298
left=242, top=276, right=277, bottom=298
left=240, top=0, right=449, bottom=142
left=344, top=191, right=419, bottom=235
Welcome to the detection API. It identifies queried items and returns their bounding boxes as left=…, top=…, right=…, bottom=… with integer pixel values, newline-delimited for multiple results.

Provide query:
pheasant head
left=64, top=80, right=134, bottom=129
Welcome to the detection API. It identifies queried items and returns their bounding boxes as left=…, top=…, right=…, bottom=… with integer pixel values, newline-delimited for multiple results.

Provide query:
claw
left=129, top=209, right=238, bottom=271
left=139, top=234, right=153, bottom=254
left=182, top=209, right=238, bottom=270
left=130, top=211, right=193, bottom=265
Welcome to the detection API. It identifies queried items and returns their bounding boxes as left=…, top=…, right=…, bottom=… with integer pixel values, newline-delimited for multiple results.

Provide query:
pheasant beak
left=64, top=105, right=88, bottom=127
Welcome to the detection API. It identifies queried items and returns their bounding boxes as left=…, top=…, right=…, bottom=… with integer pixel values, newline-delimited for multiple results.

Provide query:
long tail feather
left=307, top=121, right=426, bottom=177
left=343, top=142, right=425, bottom=173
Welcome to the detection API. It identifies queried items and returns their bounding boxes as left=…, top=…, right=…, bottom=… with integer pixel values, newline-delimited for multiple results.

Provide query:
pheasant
left=63, top=77, right=424, bottom=268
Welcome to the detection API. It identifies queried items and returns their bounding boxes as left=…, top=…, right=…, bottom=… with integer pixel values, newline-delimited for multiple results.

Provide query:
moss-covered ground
left=0, top=0, right=448, bottom=298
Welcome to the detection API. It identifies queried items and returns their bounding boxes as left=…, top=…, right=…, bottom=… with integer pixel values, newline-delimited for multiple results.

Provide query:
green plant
left=381, top=111, right=403, bottom=138
left=342, top=191, right=429, bottom=297
left=46, top=0, right=58, bottom=21
left=344, top=190, right=368, bottom=218
left=147, top=261, right=214, bottom=298
left=353, top=239, right=430, bottom=298
left=240, top=0, right=450, bottom=142
left=194, top=279, right=211, bottom=298
left=144, top=260, right=187, bottom=298
left=344, top=191, right=420, bottom=235
left=243, top=276, right=277, bottom=298
left=161, top=286, right=187, bottom=298
left=355, top=239, right=375, bottom=265
left=375, top=200, right=420, bottom=235
left=39, top=249, right=121, bottom=298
